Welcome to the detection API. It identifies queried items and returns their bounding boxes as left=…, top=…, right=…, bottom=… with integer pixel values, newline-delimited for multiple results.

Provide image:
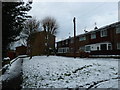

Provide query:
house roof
left=57, top=21, right=120, bottom=43
left=32, top=31, right=56, bottom=37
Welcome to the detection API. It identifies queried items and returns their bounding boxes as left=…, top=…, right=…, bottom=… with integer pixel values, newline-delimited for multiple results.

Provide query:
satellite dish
left=84, top=27, right=88, bottom=33
left=94, top=22, right=98, bottom=30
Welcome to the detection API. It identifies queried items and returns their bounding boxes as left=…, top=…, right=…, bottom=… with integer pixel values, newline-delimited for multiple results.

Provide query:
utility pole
left=73, top=17, right=76, bottom=58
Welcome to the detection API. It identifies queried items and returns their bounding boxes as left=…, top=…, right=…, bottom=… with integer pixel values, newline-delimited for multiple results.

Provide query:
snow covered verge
left=22, top=56, right=119, bottom=88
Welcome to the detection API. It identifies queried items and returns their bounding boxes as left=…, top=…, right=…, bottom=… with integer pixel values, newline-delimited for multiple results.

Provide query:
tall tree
left=2, top=1, right=32, bottom=58
left=41, top=16, right=58, bottom=35
left=20, top=18, right=40, bottom=59
left=41, top=16, right=59, bottom=56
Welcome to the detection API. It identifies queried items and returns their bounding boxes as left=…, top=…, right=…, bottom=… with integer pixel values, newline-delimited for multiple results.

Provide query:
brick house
left=57, top=21, right=120, bottom=57
left=27, top=31, right=55, bottom=56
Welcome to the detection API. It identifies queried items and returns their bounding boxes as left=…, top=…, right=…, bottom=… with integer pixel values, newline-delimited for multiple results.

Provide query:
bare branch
left=41, top=16, right=59, bottom=35
left=20, top=17, right=40, bottom=46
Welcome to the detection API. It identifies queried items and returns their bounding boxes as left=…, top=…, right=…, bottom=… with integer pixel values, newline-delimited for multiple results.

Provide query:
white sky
left=10, top=0, right=120, bottom=49
left=27, top=1, right=118, bottom=41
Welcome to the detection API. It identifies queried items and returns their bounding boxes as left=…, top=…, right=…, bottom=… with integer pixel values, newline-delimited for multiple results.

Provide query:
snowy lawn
left=22, top=56, right=119, bottom=88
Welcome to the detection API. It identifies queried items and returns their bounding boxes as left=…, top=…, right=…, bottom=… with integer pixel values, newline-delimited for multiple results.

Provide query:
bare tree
left=41, top=16, right=59, bottom=56
left=41, top=16, right=58, bottom=35
left=20, top=17, right=40, bottom=59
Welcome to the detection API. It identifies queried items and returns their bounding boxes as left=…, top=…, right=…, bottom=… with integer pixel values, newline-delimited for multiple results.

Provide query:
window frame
left=100, top=29, right=107, bottom=37
left=79, top=35, right=86, bottom=41
left=66, top=40, right=68, bottom=44
left=70, top=39, right=74, bottom=43
left=116, top=27, right=120, bottom=34
left=85, top=46, right=91, bottom=52
left=91, top=32, right=96, bottom=39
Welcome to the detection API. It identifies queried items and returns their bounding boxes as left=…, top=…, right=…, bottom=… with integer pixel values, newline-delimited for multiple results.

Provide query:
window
left=62, top=41, right=64, bottom=45
left=58, top=48, right=69, bottom=53
left=57, top=43, right=61, bottom=47
left=79, top=36, right=86, bottom=41
left=58, top=48, right=63, bottom=53
left=66, top=48, right=69, bottom=52
left=116, top=27, right=120, bottom=34
left=64, top=47, right=69, bottom=53
left=70, top=39, right=74, bottom=43
left=79, top=46, right=85, bottom=51
left=66, top=40, right=68, bottom=44
left=100, top=29, right=107, bottom=37
left=91, top=32, right=96, bottom=39
left=117, top=43, right=120, bottom=50
left=85, top=46, right=91, bottom=52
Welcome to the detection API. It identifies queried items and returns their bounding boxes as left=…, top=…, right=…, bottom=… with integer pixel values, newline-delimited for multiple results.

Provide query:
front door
left=100, top=44, right=107, bottom=51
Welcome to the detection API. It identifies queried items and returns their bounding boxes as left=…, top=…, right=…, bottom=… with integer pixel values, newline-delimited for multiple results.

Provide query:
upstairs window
left=66, top=40, right=68, bottom=44
left=100, top=29, right=107, bottom=37
left=62, top=41, right=64, bottom=45
left=57, top=43, right=61, bottom=47
left=70, top=39, right=74, bottom=43
left=91, top=32, right=96, bottom=39
left=79, top=36, right=86, bottom=41
left=116, top=27, right=120, bottom=34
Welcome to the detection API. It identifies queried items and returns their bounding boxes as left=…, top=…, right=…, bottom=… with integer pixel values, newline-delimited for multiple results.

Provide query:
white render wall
left=85, top=42, right=112, bottom=52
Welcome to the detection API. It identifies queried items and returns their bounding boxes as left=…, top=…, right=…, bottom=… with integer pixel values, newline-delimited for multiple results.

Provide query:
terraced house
left=57, top=21, right=120, bottom=57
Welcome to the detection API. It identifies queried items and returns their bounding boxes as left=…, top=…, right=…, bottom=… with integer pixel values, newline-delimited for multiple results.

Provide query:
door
left=100, top=44, right=107, bottom=50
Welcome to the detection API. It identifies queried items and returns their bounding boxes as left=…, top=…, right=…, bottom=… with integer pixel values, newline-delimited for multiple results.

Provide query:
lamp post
left=73, top=17, right=76, bottom=58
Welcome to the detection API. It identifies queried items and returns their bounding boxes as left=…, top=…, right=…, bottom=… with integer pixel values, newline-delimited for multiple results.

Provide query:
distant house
left=57, top=21, right=120, bottom=57
left=27, top=31, right=55, bottom=56
left=16, top=45, right=27, bottom=56
left=7, top=50, right=16, bottom=60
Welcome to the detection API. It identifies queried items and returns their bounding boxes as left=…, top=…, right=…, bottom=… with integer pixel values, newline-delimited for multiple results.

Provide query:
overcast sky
left=27, top=1, right=118, bottom=42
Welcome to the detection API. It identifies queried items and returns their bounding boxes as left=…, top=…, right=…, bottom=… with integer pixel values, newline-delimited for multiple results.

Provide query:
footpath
left=1, top=58, right=23, bottom=90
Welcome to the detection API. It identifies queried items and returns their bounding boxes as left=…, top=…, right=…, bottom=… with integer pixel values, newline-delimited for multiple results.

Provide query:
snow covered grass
left=22, top=56, right=119, bottom=88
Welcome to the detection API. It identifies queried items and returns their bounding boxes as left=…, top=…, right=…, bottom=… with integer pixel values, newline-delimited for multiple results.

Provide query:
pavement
left=1, top=58, right=23, bottom=90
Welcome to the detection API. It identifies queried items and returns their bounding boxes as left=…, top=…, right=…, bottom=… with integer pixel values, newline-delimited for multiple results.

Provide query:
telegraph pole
left=73, top=17, right=76, bottom=58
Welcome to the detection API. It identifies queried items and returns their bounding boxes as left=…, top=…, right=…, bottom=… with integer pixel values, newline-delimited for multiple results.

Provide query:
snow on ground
left=22, top=56, right=119, bottom=88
